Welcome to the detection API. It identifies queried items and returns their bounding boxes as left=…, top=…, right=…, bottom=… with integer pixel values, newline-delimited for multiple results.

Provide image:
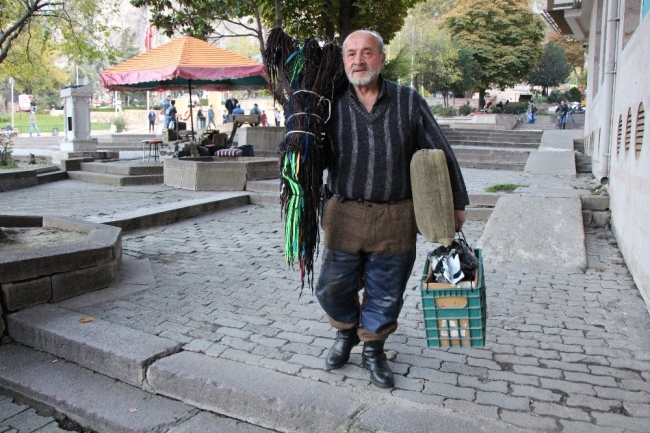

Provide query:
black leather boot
left=362, top=340, right=394, bottom=388
left=325, top=328, right=360, bottom=370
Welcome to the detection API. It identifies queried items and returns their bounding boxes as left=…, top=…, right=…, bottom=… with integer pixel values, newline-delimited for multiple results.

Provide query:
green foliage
left=113, top=117, right=127, bottom=133
left=528, top=42, right=572, bottom=94
left=547, top=89, right=567, bottom=103
left=449, top=43, right=480, bottom=99
left=414, top=27, right=461, bottom=97
left=430, top=104, right=458, bottom=117
left=502, top=102, right=528, bottom=114
left=443, top=0, right=545, bottom=103
left=458, top=104, right=472, bottom=115
left=485, top=183, right=521, bottom=192
left=383, top=47, right=412, bottom=83
left=567, top=86, right=582, bottom=102
left=0, top=135, right=15, bottom=167
left=0, top=0, right=121, bottom=67
left=132, top=0, right=422, bottom=51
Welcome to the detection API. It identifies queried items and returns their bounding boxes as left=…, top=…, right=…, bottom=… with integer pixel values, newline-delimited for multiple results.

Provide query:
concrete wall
left=585, top=0, right=650, bottom=308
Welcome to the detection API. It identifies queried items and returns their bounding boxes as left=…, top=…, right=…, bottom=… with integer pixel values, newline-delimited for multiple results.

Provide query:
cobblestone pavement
left=1, top=395, right=69, bottom=432
left=1, top=168, right=648, bottom=432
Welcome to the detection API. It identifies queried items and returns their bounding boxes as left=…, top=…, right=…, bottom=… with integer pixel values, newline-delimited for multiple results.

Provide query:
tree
left=548, top=33, right=587, bottom=76
left=131, top=0, right=423, bottom=53
left=443, top=0, right=545, bottom=108
left=382, top=47, right=411, bottom=83
left=528, top=42, right=572, bottom=96
left=413, top=27, right=460, bottom=106
left=0, top=0, right=120, bottom=66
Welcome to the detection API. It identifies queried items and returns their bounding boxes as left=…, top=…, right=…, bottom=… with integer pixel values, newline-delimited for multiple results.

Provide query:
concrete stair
left=35, top=166, right=68, bottom=184
left=441, top=128, right=543, bottom=171
left=67, top=161, right=164, bottom=186
left=246, top=179, right=280, bottom=205
left=0, top=300, right=521, bottom=433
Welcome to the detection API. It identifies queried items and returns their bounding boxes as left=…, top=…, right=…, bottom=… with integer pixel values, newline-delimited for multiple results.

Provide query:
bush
left=458, top=104, right=473, bottom=116
left=502, top=102, right=528, bottom=114
left=200, top=98, right=209, bottom=106
left=547, top=89, right=568, bottom=103
left=430, top=104, right=446, bottom=116
left=0, top=136, right=15, bottom=167
left=113, top=116, right=127, bottom=133
left=567, top=87, right=582, bottom=102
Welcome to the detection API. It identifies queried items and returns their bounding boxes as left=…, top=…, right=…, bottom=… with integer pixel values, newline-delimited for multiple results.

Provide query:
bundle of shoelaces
left=263, top=28, right=348, bottom=291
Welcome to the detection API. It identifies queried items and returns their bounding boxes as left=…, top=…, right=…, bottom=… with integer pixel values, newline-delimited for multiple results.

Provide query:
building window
left=625, top=108, right=633, bottom=157
left=617, top=115, right=623, bottom=157
left=636, top=103, right=645, bottom=159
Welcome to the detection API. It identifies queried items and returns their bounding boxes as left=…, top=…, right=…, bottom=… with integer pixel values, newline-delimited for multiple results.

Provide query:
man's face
left=343, top=31, right=385, bottom=87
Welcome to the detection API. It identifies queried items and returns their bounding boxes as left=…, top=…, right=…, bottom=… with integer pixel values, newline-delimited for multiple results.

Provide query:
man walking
left=316, top=30, right=468, bottom=389
left=29, top=109, right=40, bottom=137
left=207, top=105, right=217, bottom=129
left=162, top=95, right=171, bottom=129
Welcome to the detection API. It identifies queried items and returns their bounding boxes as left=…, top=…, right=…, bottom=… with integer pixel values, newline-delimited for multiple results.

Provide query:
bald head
left=343, top=30, right=385, bottom=54
left=342, top=30, right=386, bottom=88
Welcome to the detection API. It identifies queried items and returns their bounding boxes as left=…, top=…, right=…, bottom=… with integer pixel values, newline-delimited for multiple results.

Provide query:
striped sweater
left=325, top=77, right=469, bottom=209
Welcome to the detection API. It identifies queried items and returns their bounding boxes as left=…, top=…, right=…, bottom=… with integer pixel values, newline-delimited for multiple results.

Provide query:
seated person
left=232, top=104, right=245, bottom=115
left=3, top=124, right=15, bottom=138
left=250, top=103, right=261, bottom=115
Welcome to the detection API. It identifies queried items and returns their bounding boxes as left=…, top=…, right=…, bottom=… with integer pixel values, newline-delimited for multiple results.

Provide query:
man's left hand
left=454, top=210, right=466, bottom=232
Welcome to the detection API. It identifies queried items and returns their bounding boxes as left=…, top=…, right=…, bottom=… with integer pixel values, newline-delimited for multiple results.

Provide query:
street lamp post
left=9, top=77, right=15, bottom=130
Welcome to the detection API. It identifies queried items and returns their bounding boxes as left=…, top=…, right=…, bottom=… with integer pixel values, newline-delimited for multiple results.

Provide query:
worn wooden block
left=410, top=149, right=455, bottom=246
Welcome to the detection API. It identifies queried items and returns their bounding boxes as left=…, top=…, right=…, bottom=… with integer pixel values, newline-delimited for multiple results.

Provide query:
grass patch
left=484, top=183, right=521, bottom=193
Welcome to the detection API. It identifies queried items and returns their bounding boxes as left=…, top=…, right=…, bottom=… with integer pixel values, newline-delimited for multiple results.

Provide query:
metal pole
left=188, top=80, right=195, bottom=139
left=9, top=78, right=15, bottom=129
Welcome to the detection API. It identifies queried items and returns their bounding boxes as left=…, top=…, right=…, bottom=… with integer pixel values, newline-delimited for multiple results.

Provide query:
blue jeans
left=29, top=123, right=40, bottom=136
left=316, top=247, right=416, bottom=336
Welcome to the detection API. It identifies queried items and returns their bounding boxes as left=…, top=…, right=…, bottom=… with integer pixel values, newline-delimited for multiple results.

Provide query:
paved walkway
left=2, top=162, right=650, bottom=432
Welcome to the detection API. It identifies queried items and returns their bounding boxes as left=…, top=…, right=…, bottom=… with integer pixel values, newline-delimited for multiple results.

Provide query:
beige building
left=545, top=0, right=650, bottom=310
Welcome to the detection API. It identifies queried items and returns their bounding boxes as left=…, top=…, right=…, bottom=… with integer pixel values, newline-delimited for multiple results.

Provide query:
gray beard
left=347, top=69, right=380, bottom=86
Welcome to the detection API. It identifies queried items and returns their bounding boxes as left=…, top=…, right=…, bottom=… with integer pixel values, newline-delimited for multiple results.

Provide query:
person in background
left=274, top=109, right=282, bottom=126
left=148, top=109, right=156, bottom=133
left=232, top=104, right=245, bottom=115
left=225, top=95, right=239, bottom=117
left=196, top=107, right=206, bottom=129
left=167, top=100, right=177, bottom=130
left=261, top=110, right=269, bottom=127
left=250, top=103, right=261, bottom=115
left=162, top=95, right=171, bottom=129
left=29, top=109, right=40, bottom=137
left=207, top=105, right=217, bottom=129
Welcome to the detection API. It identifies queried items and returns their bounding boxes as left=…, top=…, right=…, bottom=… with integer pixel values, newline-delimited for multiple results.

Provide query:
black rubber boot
left=325, top=328, right=360, bottom=370
left=361, top=340, right=394, bottom=388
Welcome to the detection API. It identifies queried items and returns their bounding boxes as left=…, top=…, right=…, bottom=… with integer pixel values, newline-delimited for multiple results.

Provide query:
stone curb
left=7, top=304, right=182, bottom=387
left=0, top=344, right=197, bottom=433
left=147, top=351, right=364, bottom=433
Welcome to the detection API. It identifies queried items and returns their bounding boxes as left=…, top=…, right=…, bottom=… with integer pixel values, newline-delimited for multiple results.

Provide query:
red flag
left=144, top=24, right=154, bottom=51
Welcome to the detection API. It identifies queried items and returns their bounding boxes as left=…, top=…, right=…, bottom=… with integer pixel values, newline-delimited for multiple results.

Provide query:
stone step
left=452, top=147, right=531, bottom=159
left=446, top=130, right=543, bottom=138
left=457, top=160, right=526, bottom=171
left=7, top=304, right=182, bottom=387
left=246, top=179, right=280, bottom=193
left=67, top=170, right=164, bottom=186
left=477, top=196, right=587, bottom=269
left=37, top=170, right=68, bottom=184
left=79, top=161, right=164, bottom=175
left=0, top=344, right=198, bottom=433
left=86, top=193, right=251, bottom=231
left=449, top=140, right=540, bottom=148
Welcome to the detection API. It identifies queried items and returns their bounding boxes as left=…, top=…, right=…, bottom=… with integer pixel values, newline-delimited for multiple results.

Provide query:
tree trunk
left=478, top=89, right=486, bottom=110
left=338, top=0, right=352, bottom=41
left=274, top=0, right=282, bottom=28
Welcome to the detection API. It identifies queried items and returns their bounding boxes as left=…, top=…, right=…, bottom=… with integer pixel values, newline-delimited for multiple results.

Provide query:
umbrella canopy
left=100, top=35, right=268, bottom=92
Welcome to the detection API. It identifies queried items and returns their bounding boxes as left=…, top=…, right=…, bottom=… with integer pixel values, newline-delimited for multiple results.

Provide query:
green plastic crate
left=420, top=248, right=486, bottom=348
